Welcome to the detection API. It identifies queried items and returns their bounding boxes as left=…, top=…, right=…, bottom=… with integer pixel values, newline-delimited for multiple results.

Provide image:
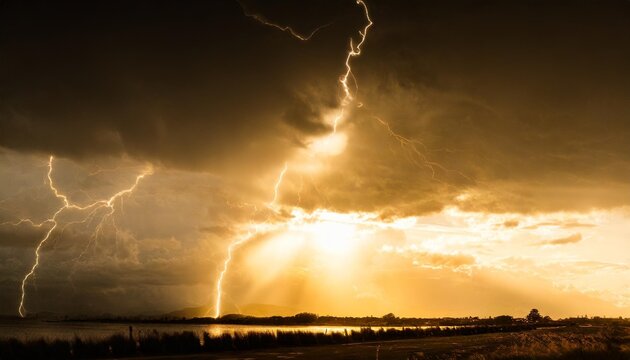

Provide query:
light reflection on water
left=0, top=320, right=427, bottom=341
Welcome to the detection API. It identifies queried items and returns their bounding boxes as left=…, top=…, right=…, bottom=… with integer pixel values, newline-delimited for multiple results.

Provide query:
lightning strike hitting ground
left=212, top=162, right=289, bottom=318
left=212, top=0, right=374, bottom=318
left=212, top=231, right=256, bottom=319
left=15, top=156, right=152, bottom=317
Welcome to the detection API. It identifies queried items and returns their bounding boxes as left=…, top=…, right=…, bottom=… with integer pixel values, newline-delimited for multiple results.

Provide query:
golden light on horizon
left=212, top=201, right=630, bottom=318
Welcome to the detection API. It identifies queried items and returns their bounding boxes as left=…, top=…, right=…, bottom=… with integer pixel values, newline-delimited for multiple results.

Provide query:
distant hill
left=239, top=303, right=301, bottom=317
left=164, top=303, right=301, bottom=319
left=165, top=305, right=212, bottom=319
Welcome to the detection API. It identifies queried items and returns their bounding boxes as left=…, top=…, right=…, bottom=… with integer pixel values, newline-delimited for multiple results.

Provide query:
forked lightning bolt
left=212, top=162, right=288, bottom=318
left=212, top=0, right=373, bottom=318
left=373, top=116, right=475, bottom=183
left=14, top=156, right=152, bottom=317
left=238, top=0, right=372, bottom=132
left=334, top=0, right=373, bottom=132
left=2, top=1, right=469, bottom=320
left=212, top=231, right=254, bottom=319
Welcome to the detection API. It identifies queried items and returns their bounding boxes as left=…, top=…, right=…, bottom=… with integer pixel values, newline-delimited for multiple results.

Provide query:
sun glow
left=309, top=221, right=357, bottom=254
left=292, top=215, right=359, bottom=255
left=245, top=209, right=383, bottom=259
left=214, top=205, right=630, bottom=316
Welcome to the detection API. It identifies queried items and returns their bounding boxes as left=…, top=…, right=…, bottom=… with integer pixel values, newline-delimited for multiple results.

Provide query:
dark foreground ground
left=128, top=326, right=630, bottom=360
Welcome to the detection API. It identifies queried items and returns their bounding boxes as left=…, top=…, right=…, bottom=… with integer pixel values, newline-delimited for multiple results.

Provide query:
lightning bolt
left=327, top=1, right=467, bottom=185
left=3, top=0, right=470, bottom=321
left=212, top=0, right=374, bottom=319
left=212, top=230, right=255, bottom=319
left=237, top=0, right=372, bottom=132
left=269, top=162, right=289, bottom=209
left=0, top=219, right=51, bottom=228
left=212, top=162, right=289, bottom=318
left=14, top=156, right=152, bottom=318
left=334, top=0, right=373, bottom=132
left=373, top=116, right=474, bottom=183
left=237, top=0, right=329, bottom=41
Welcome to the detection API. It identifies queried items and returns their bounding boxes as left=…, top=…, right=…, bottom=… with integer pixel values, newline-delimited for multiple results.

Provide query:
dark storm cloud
left=0, top=0, right=361, bottom=172
left=2, top=0, right=630, bottom=215
left=0, top=151, right=256, bottom=315
left=306, top=0, right=630, bottom=214
left=0, top=225, right=45, bottom=248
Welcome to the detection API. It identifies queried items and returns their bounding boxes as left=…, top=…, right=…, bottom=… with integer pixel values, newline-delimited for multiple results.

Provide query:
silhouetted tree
left=494, top=315, right=514, bottom=324
left=293, top=312, right=318, bottom=324
left=382, top=313, right=397, bottom=323
left=526, top=309, right=543, bottom=323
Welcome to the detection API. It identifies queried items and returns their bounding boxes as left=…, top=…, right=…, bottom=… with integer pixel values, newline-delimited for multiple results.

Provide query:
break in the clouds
left=1, top=0, right=629, bottom=317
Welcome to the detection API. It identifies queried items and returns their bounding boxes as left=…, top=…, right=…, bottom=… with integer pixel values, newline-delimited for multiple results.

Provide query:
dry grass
left=410, top=326, right=630, bottom=359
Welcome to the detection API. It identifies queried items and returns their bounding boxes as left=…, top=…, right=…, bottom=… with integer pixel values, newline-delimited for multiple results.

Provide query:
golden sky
left=0, top=0, right=629, bottom=318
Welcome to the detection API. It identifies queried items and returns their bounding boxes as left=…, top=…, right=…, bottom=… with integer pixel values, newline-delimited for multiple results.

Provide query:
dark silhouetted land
left=2, top=312, right=629, bottom=359
left=2, top=324, right=630, bottom=359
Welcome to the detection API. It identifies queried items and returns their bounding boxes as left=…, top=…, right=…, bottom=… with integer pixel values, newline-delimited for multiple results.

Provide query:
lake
left=0, top=319, right=409, bottom=341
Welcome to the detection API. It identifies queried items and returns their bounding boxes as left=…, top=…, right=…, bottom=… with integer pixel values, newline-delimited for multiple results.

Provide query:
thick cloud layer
left=295, top=0, right=630, bottom=214
left=0, top=0, right=361, bottom=172
left=4, top=0, right=629, bottom=214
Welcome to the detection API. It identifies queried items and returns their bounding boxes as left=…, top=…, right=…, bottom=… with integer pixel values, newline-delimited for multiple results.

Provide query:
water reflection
left=0, top=320, right=429, bottom=341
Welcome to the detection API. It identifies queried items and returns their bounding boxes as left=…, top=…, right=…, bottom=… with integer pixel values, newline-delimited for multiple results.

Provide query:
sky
left=0, top=0, right=629, bottom=318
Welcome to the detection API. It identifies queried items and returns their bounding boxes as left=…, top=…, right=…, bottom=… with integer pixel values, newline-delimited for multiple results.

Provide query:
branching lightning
left=10, top=156, right=152, bottom=317
left=237, top=0, right=372, bottom=132
left=373, top=116, right=474, bottom=183
left=237, top=0, right=329, bottom=41
left=0, top=0, right=476, bottom=320
left=212, top=0, right=374, bottom=318
left=334, top=0, right=373, bottom=132
left=212, top=161, right=288, bottom=318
